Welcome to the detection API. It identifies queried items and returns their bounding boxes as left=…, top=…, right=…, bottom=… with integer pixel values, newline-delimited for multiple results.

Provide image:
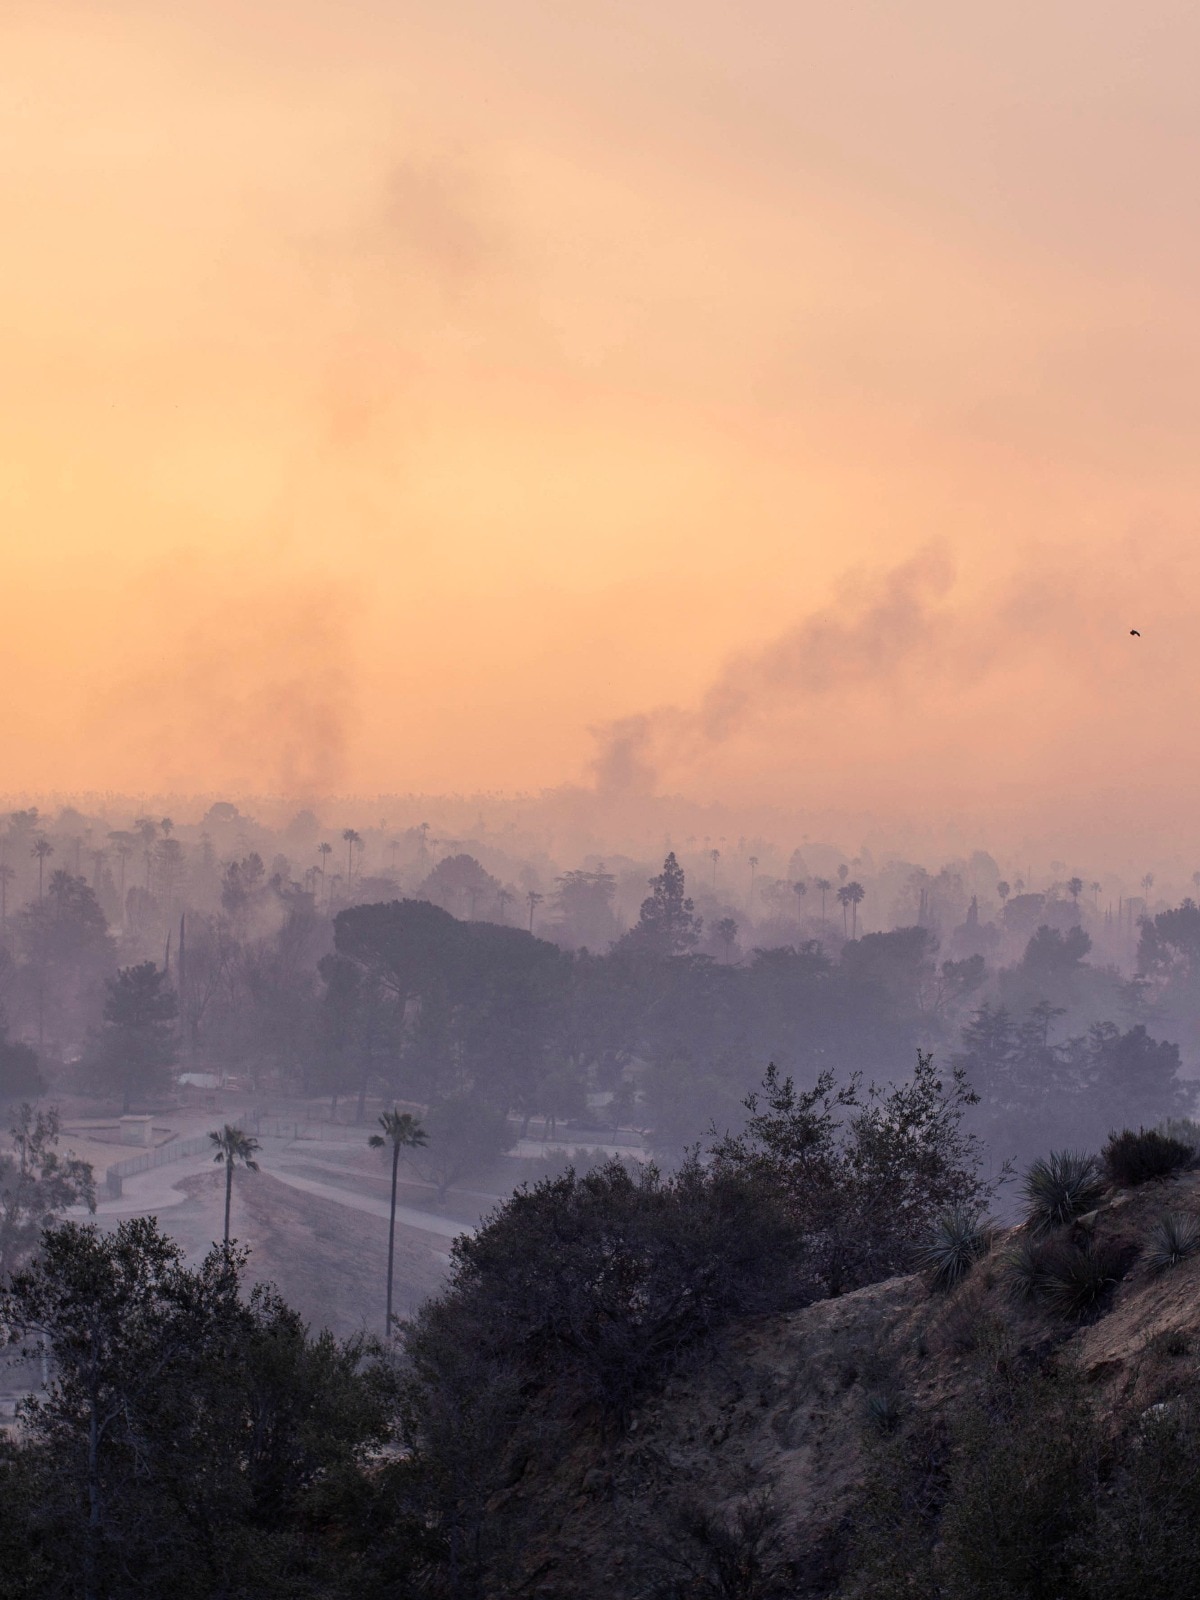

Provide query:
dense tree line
left=0, top=833, right=1191, bottom=1181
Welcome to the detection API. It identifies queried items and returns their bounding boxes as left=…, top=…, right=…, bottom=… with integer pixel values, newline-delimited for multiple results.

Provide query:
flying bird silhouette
left=1130, top=629, right=1141, bottom=636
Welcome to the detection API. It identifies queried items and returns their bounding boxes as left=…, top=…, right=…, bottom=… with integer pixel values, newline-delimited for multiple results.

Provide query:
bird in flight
left=1130, top=629, right=1141, bottom=636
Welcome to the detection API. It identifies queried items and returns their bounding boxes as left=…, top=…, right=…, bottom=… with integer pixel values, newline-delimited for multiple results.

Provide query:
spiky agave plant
left=1003, top=1235, right=1050, bottom=1304
left=916, top=1205, right=995, bottom=1292
left=1037, top=1238, right=1127, bottom=1320
left=1146, top=1211, right=1200, bottom=1274
left=863, top=1389, right=904, bottom=1436
left=1023, top=1150, right=1105, bottom=1235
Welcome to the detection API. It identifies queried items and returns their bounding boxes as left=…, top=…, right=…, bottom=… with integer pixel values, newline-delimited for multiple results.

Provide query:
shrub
left=1037, top=1237, right=1130, bottom=1321
left=1023, top=1150, right=1105, bottom=1234
left=864, top=1389, right=905, bottom=1436
left=1145, top=1211, right=1200, bottom=1274
left=1003, top=1234, right=1130, bottom=1318
left=1003, top=1235, right=1050, bottom=1304
left=915, top=1205, right=995, bottom=1292
left=1103, top=1127, right=1193, bottom=1187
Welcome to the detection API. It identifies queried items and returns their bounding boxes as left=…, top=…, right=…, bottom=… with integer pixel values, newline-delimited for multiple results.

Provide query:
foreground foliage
left=0, top=1219, right=417, bottom=1600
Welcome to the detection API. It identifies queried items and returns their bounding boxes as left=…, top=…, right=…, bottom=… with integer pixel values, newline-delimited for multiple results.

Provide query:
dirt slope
left=495, top=1171, right=1200, bottom=1598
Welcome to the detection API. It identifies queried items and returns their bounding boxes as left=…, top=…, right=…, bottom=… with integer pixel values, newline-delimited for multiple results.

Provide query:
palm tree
left=837, top=864, right=849, bottom=884
left=1141, top=872, right=1155, bottom=897
left=1090, top=881, right=1102, bottom=906
left=792, top=880, right=807, bottom=926
left=317, top=842, right=333, bottom=902
left=368, top=1108, right=428, bottom=1337
left=1067, top=877, right=1083, bottom=907
left=709, top=847, right=720, bottom=888
left=837, top=884, right=851, bottom=936
left=30, top=837, right=53, bottom=903
left=342, top=829, right=362, bottom=895
left=748, top=856, right=758, bottom=903
left=108, top=831, right=134, bottom=907
left=497, top=887, right=512, bottom=924
left=996, top=880, right=1010, bottom=905
left=814, top=877, right=833, bottom=926
left=527, top=889, right=543, bottom=933
left=845, top=880, right=865, bottom=938
left=209, top=1125, right=261, bottom=1245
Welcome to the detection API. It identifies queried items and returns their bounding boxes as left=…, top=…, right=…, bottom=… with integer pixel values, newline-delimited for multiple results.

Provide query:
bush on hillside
left=1145, top=1211, right=1200, bottom=1274
left=1023, top=1150, right=1105, bottom=1234
left=915, top=1205, right=995, bottom=1292
left=1103, top=1127, right=1193, bottom=1187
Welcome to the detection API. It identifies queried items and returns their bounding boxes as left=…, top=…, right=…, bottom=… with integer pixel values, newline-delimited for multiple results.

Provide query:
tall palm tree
left=748, top=856, right=758, bottom=903
left=845, top=881, right=865, bottom=939
left=209, top=1125, right=261, bottom=1245
left=497, top=887, right=512, bottom=924
left=814, top=877, right=832, bottom=926
left=837, top=884, right=851, bottom=936
left=31, top=837, right=53, bottom=903
left=368, top=1108, right=428, bottom=1337
left=317, top=842, right=333, bottom=903
left=792, top=880, right=807, bottom=926
left=527, top=889, right=543, bottom=933
left=709, top=847, right=720, bottom=888
left=342, top=829, right=362, bottom=895
left=1067, top=877, right=1083, bottom=907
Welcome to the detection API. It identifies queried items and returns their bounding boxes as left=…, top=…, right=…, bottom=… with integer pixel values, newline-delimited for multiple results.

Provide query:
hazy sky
left=6, top=2, right=1200, bottom=846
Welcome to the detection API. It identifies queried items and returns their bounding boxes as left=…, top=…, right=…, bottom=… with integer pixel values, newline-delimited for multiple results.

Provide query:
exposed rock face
left=491, top=1173, right=1200, bottom=1598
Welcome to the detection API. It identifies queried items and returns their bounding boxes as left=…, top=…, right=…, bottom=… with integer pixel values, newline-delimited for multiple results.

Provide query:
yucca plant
left=864, top=1388, right=904, bottom=1436
left=1023, top=1150, right=1105, bottom=1235
left=1145, top=1211, right=1200, bottom=1274
left=1003, top=1235, right=1051, bottom=1304
left=916, top=1205, right=996, bottom=1292
left=1037, top=1238, right=1127, bottom=1320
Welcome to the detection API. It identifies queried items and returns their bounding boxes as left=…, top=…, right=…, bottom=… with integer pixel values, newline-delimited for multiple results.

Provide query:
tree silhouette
left=107, top=831, right=135, bottom=912
left=1067, top=877, right=1083, bottom=907
left=497, top=887, right=512, bottom=925
left=84, top=963, right=178, bottom=1113
left=837, top=884, right=851, bottom=935
left=996, top=880, right=1010, bottom=905
left=844, top=880, right=865, bottom=939
left=714, top=916, right=738, bottom=963
left=814, top=877, right=833, bottom=927
left=368, top=1108, right=427, bottom=1337
left=317, top=842, right=333, bottom=903
left=792, top=880, right=807, bottom=925
left=208, top=1124, right=260, bottom=1246
left=748, top=855, right=758, bottom=902
left=837, top=864, right=849, bottom=884
left=342, top=829, right=362, bottom=896
left=527, top=889, right=543, bottom=933
left=31, top=837, right=53, bottom=904
left=709, top=848, right=720, bottom=888
left=133, top=817, right=157, bottom=893
left=1142, top=872, right=1155, bottom=897
left=1090, top=880, right=1102, bottom=905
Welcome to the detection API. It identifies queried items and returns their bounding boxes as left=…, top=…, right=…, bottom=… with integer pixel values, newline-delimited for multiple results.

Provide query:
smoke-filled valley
left=4, top=792, right=1200, bottom=1594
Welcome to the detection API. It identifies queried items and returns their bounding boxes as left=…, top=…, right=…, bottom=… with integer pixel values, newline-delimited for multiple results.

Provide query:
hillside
left=488, top=1169, right=1200, bottom=1598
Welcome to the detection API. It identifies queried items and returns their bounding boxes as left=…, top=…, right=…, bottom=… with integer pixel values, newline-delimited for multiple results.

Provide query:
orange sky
left=6, top=2, right=1200, bottom=850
